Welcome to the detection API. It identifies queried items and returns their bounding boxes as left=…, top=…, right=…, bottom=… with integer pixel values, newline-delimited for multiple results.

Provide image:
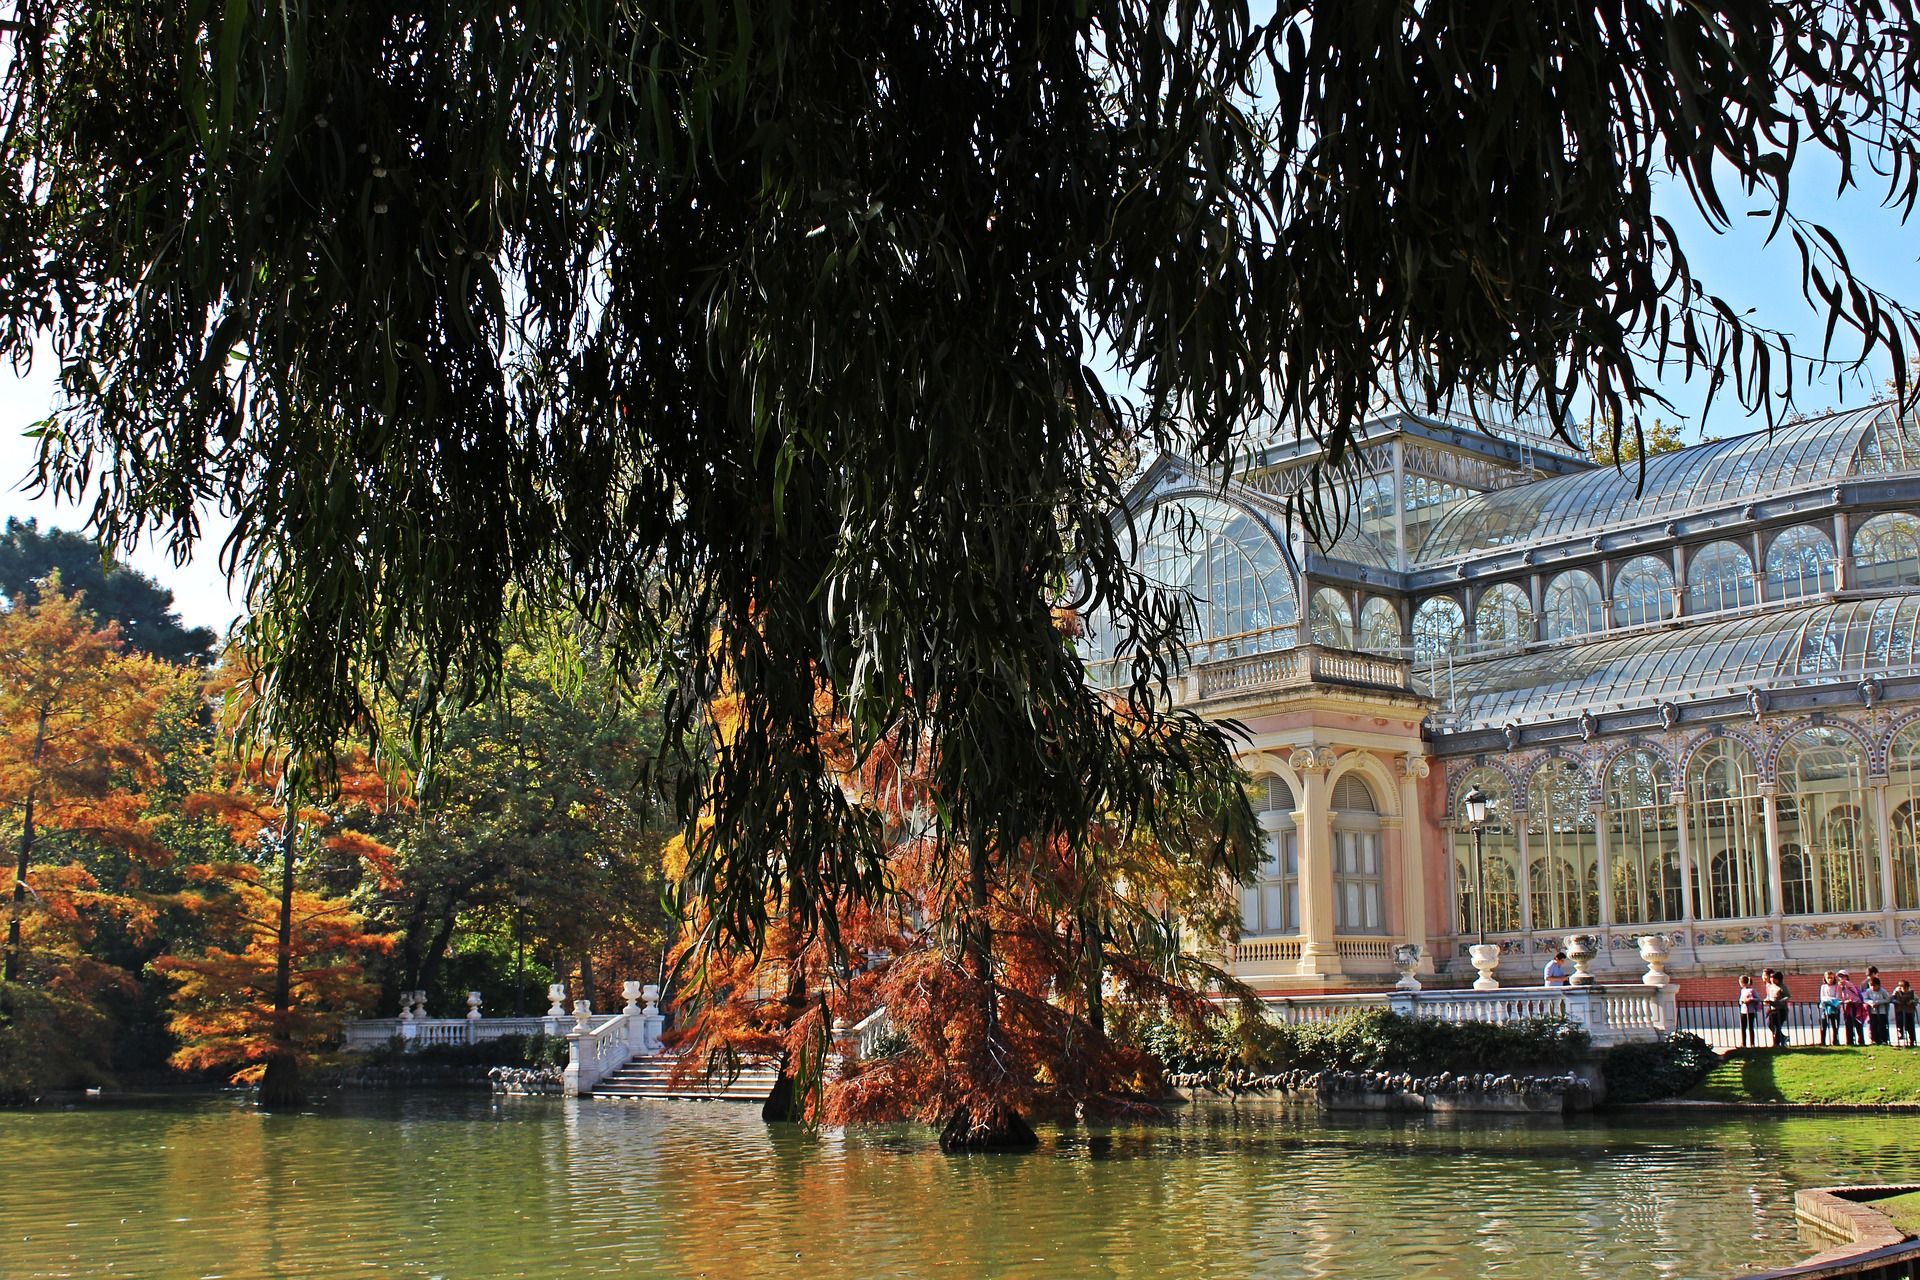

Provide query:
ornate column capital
left=1288, top=746, right=1337, bottom=774
left=1400, top=755, right=1432, bottom=782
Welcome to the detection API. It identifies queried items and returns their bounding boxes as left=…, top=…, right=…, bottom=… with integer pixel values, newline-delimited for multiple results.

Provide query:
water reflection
left=0, top=1095, right=1913, bottom=1279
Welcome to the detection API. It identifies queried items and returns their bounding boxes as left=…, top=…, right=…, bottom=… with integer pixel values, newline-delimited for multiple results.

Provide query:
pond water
left=1, top=1093, right=1915, bottom=1279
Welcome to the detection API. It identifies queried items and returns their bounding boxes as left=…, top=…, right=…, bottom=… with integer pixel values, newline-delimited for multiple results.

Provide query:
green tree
left=0, top=519, right=216, bottom=664
left=1585, top=417, right=1690, bottom=468
left=3, top=3, right=1918, bottom=1092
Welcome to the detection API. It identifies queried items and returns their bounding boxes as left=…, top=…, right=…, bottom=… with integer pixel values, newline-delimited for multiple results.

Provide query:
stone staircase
left=588, top=1053, right=780, bottom=1102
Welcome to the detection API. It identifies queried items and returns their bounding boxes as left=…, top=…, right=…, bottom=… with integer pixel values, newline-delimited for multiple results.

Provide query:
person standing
left=1837, top=969, right=1865, bottom=1046
left=1764, top=969, right=1793, bottom=1049
left=1738, top=974, right=1761, bottom=1048
left=1893, top=979, right=1918, bottom=1049
left=1818, top=971, right=1843, bottom=1046
left=1543, top=952, right=1568, bottom=986
left=1864, top=976, right=1893, bottom=1046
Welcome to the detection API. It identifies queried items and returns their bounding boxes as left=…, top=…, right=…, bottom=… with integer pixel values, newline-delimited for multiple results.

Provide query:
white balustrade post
left=1561, top=985, right=1610, bottom=1047
left=1387, top=990, right=1420, bottom=1019
left=640, top=984, right=664, bottom=1054
left=466, top=991, right=482, bottom=1044
left=1655, top=985, right=1679, bottom=1036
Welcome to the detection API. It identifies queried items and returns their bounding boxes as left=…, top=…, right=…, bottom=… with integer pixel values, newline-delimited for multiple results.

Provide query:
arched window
left=1687, top=739, right=1770, bottom=919
left=1543, top=570, right=1604, bottom=641
left=1137, top=497, right=1297, bottom=660
left=1779, top=845, right=1813, bottom=916
left=1776, top=727, right=1879, bottom=915
left=1413, top=596, right=1467, bottom=666
left=1765, top=526, right=1839, bottom=601
left=1358, top=597, right=1403, bottom=653
left=1888, top=722, right=1920, bottom=910
left=1852, top=513, right=1920, bottom=588
left=1687, top=541, right=1757, bottom=615
left=1527, top=759, right=1599, bottom=930
left=1612, top=556, right=1677, bottom=628
left=1330, top=773, right=1385, bottom=933
left=1308, top=588, right=1356, bottom=649
left=1451, top=767, right=1520, bottom=935
left=1473, top=583, right=1534, bottom=650
left=1240, top=775, right=1299, bottom=936
left=1606, top=749, right=1682, bottom=923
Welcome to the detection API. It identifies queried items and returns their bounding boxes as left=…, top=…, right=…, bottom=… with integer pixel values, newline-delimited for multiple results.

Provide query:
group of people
left=1735, top=966, right=1920, bottom=1048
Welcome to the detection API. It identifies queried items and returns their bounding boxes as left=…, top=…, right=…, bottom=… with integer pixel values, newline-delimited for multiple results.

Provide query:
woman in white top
left=1818, top=971, right=1843, bottom=1045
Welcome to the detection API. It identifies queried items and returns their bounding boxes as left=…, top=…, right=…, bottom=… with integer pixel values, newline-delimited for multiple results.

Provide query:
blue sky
left=2, top=144, right=1915, bottom=633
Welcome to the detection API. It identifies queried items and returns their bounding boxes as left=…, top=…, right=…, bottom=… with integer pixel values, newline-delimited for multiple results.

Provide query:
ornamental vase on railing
left=1468, top=943, right=1502, bottom=991
left=1565, top=934, right=1600, bottom=986
left=621, top=980, right=643, bottom=1015
left=1391, top=943, right=1423, bottom=992
left=1635, top=935, right=1672, bottom=988
left=546, top=984, right=568, bottom=1018
left=466, top=991, right=483, bottom=1021
left=572, top=998, right=593, bottom=1033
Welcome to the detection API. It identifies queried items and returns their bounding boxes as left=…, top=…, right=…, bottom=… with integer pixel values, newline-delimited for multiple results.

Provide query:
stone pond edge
left=1735, top=1184, right=1920, bottom=1279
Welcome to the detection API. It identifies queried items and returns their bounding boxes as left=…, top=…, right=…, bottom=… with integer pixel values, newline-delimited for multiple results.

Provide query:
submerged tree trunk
left=259, top=790, right=303, bottom=1111
left=941, top=825, right=1037, bottom=1153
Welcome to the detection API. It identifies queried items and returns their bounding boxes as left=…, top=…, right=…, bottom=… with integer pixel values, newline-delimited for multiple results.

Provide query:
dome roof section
left=1414, top=402, right=1919, bottom=564
left=1431, top=595, right=1920, bottom=730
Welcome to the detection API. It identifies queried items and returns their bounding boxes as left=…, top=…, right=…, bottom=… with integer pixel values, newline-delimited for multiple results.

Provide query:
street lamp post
left=1462, top=784, right=1490, bottom=946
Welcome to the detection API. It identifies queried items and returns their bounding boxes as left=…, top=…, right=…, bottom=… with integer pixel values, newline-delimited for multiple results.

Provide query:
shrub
left=1599, top=1032, right=1715, bottom=1104
left=1131, top=1006, right=1590, bottom=1077
left=0, top=981, right=112, bottom=1104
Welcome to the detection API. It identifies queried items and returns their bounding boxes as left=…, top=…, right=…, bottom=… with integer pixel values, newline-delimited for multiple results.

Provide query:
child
left=1765, top=969, right=1793, bottom=1049
left=1838, top=969, right=1865, bottom=1045
left=1893, top=979, right=1918, bottom=1049
left=1818, top=970, right=1842, bottom=1045
left=1738, top=973, right=1760, bottom=1048
left=1864, top=976, right=1893, bottom=1046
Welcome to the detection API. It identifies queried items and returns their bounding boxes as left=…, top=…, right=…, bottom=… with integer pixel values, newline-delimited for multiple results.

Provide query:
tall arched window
left=1412, top=596, right=1466, bottom=665
left=1612, top=556, right=1677, bottom=628
left=1331, top=774, right=1384, bottom=934
left=1852, top=513, right=1920, bottom=588
left=1240, top=775, right=1299, bottom=936
left=1358, top=597, right=1403, bottom=653
left=1527, top=759, right=1599, bottom=930
left=1776, top=727, right=1879, bottom=915
left=1687, top=739, right=1770, bottom=919
left=1687, top=541, right=1757, bottom=615
left=1606, top=749, right=1682, bottom=922
left=1473, top=583, right=1534, bottom=650
left=1888, top=722, right=1920, bottom=910
left=1308, top=588, right=1356, bottom=649
left=1452, top=767, right=1520, bottom=935
left=1543, top=570, right=1604, bottom=641
left=1765, top=526, right=1839, bottom=601
left=1137, top=497, right=1297, bottom=659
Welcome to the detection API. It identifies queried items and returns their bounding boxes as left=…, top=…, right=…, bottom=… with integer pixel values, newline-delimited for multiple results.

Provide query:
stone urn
left=465, top=991, right=483, bottom=1021
left=1391, top=943, right=1423, bottom=991
left=621, top=979, right=643, bottom=1015
left=1565, top=934, right=1600, bottom=986
left=546, top=983, right=568, bottom=1018
left=1468, top=943, right=1502, bottom=991
left=1636, top=934, right=1672, bottom=988
left=572, top=998, right=594, bottom=1033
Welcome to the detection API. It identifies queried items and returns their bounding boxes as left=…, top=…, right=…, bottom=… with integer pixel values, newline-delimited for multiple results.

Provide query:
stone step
left=588, top=1054, right=779, bottom=1101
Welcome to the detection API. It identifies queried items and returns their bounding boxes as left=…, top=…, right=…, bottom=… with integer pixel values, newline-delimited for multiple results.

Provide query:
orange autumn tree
left=156, top=656, right=403, bottom=1104
left=669, top=698, right=1256, bottom=1147
left=0, top=579, right=187, bottom=987
left=154, top=861, right=391, bottom=1086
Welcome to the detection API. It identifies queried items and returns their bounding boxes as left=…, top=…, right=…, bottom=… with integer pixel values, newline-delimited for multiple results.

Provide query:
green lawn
left=1867, top=1190, right=1920, bottom=1237
left=1689, top=1047, right=1920, bottom=1105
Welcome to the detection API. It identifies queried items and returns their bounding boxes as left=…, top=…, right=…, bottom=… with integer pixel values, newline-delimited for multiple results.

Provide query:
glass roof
left=1415, top=402, right=1920, bottom=563
left=1427, top=596, right=1920, bottom=729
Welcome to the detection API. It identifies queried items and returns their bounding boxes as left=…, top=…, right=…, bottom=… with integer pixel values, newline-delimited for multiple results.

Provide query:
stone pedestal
left=639, top=984, right=665, bottom=1054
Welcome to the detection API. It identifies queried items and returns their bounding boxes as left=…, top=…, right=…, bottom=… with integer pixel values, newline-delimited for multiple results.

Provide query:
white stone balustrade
left=1262, top=983, right=1676, bottom=1049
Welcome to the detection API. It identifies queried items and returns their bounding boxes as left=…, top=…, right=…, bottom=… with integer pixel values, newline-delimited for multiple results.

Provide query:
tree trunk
left=940, top=824, right=1036, bottom=1153
left=259, top=790, right=302, bottom=1111
left=3, top=783, right=36, bottom=984
left=4, top=705, right=49, bottom=985
left=417, top=904, right=462, bottom=1000
left=577, top=949, right=596, bottom=1010
left=1081, top=907, right=1105, bottom=1041
left=761, top=942, right=811, bottom=1124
